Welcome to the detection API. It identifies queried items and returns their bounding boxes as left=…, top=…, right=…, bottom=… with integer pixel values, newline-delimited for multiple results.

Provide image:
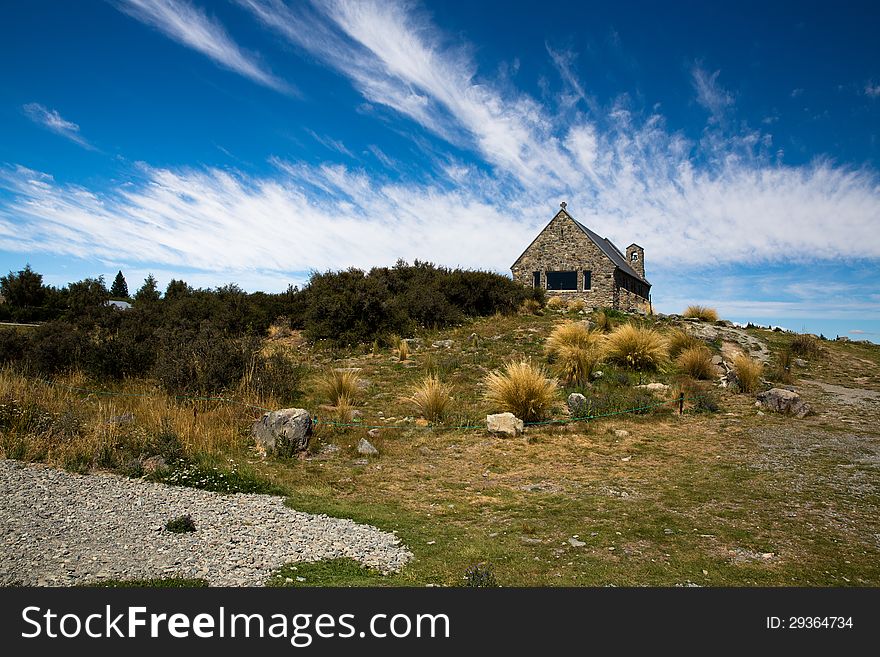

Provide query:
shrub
left=545, top=322, right=600, bottom=360
left=553, top=344, right=601, bottom=387
left=165, top=514, right=196, bottom=533
left=464, top=563, right=499, bottom=587
left=546, top=296, right=567, bottom=311
left=245, top=350, right=307, bottom=403
left=0, top=329, right=28, bottom=366
left=790, top=334, right=822, bottom=358
left=520, top=298, right=543, bottom=315
left=319, top=368, right=361, bottom=406
left=667, top=329, right=702, bottom=358
left=602, top=324, right=668, bottom=372
left=683, top=305, right=719, bottom=322
left=732, top=354, right=763, bottom=393
left=484, top=360, right=557, bottom=423
left=407, top=374, right=453, bottom=422
left=676, top=345, right=715, bottom=380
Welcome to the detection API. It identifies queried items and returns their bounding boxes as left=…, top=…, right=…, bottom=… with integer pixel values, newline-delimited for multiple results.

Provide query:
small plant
left=601, top=324, right=668, bottom=372
left=592, top=309, right=613, bottom=332
left=546, top=296, right=567, bottom=311
left=667, top=329, right=702, bottom=358
left=484, top=360, right=558, bottom=423
left=464, top=563, right=499, bottom=587
left=567, top=299, right=586, bottom=313
left=770, top=348, right=795, bottom=384
left=545, top=321, right=601, bottom=361
left=165, top=514, right=196, bottom=533
left=319, top=368, right=361, bottom=406
left=520, top=298, right=543, bottom=315
left=683, top=305, right=719, bottom=322
left=790, top=334, right=822, bottom=358
left=396, top=338, right=410, bottom=362
left=553, top=344, right=601, bottom=386
left=732, top=354, right=763, bottom=393
left=676, top=345, right=715, bottom=380
left=406, top=374, right=453, bottom=423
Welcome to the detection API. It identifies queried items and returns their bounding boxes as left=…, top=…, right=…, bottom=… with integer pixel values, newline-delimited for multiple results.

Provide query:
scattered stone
left=415, top=418, right=430, bottom=427
left=710, top=355, right=724, bottom=366
left=141, top=456, right=167, bottom=475
left=567, top=392, right=587, bottom=416
left=418, top=446, right=432, bottom=457
left=756, top=388, right=812, bottom=418
left=621, top=456, right=632, bottom=462
left=635, top=382, right=669, bottom=393
left=486, top=412, right=524, bottom=437
left=793, top=358, right=808, bottom=368
left=591, top=370, right=604, bottom=380
left=367, top=428, right=381, bottom=439
left=357, top=438, right=379, bottom=456
left=467, top=333, right=479, bottom=344
left=613, top=429, right=629, bottom=438
left=252, top=408, right=312, bottom=457
left=432, top=339, right=454, bottom=349
left=352, top=458, right=369, bottom=466
left=108, top=413, right=134, bottom=425
left=568, top=537, right=586, bottom=547
left=351, top=409, right=363, bottom=419
left=663, top=528, right=674, bottom=535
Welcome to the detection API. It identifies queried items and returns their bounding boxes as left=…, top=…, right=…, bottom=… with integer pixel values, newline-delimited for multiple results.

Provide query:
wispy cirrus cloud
left=865, top=81, right=880, bottom=98
left=691, top=64, right=735, bottom=123
left=22, top=103, right=94, bottom=149
left=115, top=0, right=292, bottom=94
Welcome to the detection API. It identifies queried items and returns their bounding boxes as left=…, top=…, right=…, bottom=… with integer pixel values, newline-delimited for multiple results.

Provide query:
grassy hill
left=2, top=306, right=879, bottom=586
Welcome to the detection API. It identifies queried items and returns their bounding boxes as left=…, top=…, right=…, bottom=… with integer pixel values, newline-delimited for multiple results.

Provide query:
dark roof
left=570, top=217, right=650, bottom=285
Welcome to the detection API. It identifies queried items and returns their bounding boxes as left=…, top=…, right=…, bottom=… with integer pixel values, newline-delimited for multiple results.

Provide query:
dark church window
left=547, top=271, right=577, bottom=290
left=583, top=270, right=591, bottom=290
left=533, top=271, right=541, bottom=288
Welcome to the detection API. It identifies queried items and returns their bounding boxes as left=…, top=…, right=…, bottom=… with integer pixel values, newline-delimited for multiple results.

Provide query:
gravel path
left=0, top=459, right=412, bottom=586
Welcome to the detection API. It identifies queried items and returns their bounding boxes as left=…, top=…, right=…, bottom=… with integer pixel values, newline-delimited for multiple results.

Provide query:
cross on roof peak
left=560, top=201, right=567, bottom=210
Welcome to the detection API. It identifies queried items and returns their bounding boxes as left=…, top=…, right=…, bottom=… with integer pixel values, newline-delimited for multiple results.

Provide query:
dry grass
left=676, top=345, right=715, bottom=380
left=483, top=360, right=558, bottom=422
left=318, top=368, right=361, bottom=406
left=396, top=339, right=410, bottom=362
left=544, top=321, right=601, bottom=361
left=667, top=328, right=702, bottom=358
left=683, top=305, right=719, bottom=322
left=546, top=296, right=567, bottom=311
left=552, top=344, right=601, bottom=386
left=567, top=299, right=586, bottom=313
left=732, top=354, right=763, bottom=393
left=519, top=299, right=543, bottom=315
left=601, top=323, right=668, bottom=372
left=406, top=375, right=453, bottom=423
left=592, top=310, right=613, bottom=332
left=790, top=334, right=822, bottom=358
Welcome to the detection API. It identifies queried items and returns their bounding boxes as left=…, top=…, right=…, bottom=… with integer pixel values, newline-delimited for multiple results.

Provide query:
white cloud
left=691, top=65, right=734, bottom=122
left=865, top=81, right=880, bottom=98
left=22, top=103, right=94, bottom=149
left=116, top=0, right=291, bottom=93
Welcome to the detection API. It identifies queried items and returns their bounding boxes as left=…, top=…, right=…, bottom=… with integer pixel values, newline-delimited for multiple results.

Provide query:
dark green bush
left=248, top=351, right=308, bottom=403
left=464, top=563, right=499, bottom=587
left=165, top=514, right=196, bottom=533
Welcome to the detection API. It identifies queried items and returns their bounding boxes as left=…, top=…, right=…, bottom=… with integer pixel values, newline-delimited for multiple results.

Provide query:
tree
left=67, top=276, right=109, bottom=318
left=0, top=264, right=47, bottom=309
left=133, top=274, right=161, bottom=305
left=164, top=278, right=191, bottom=300
left=110, top=270, right=129, bottom=299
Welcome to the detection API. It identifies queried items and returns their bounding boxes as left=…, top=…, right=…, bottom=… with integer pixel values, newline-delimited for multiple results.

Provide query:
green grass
left=267, top=559, right=389, bottom=587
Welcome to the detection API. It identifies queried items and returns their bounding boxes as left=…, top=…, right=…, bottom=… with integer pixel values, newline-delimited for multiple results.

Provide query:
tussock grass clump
left=520, top=299, right=543, bottom=315
left=601, top=324, right=668, bottom=372
left=683, top=305, right=719, bottom=322
left=667, top=329, right=702, bottom=358
left=406, top=374, right=453, bottom=423
left=546, top=296, right=567, bottom=311
left=553, top=344, right=601, bottom=386
left=544, top=321, right=601, bottom=361
left=319, top=368, right=361, bottom=406
left=676, top=345, right=715, bottom=380
left=484, top=360, right=557, bottom=423
left=396, top=339, right=410, bottom=362
left=790, top=334, right=822, bottom=358
left=770, top=349, right=794, bottom=384
left=592, top=310, right=613, bottom=332
left=567, top=299, right=586, bottom=313
left=732, top=355, right=763, bottom=393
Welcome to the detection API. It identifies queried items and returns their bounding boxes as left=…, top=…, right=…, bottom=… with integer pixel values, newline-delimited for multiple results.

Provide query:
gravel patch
left=0, top=459, right=412, bottom=586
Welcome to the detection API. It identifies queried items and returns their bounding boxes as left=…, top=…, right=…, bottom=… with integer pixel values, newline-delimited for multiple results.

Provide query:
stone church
left=511, top=203, right=651, bottom=312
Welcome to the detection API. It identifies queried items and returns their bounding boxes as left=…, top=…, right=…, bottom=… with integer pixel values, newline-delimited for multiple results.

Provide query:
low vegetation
left=319, top=368, right=362, bottom=407
left=544, top=321, right=600, bottom=360
left=546, top=296, right=567, bottom=311
left=676, top=345, right=715, bottom=380
left=601, top=323, right=668, bottom=372
left=683, top=305, right=719, bottom=322
left=406, top=375, right=453, bottom=423
left=484, top=360, right=558, bottom=422
left=732, top=354, right=763, bottom=393
left=667, top=329, right=702, bottom=358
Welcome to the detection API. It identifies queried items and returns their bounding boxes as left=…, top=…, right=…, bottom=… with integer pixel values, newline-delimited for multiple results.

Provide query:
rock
left=567, top=392, right=587, bottom=416
left=793, top=358, right=808, bottom=368
left=486, top=412, right=524, bottom=437
left=613, top=429, right=629, bottom=438
left=351, top=409, right=363, bottom=419
left=756, top=388, right=812, bottom=418
left=591, top=370, right=604, bottom=380
left=141, top=456, right=167, bottom=474
left=710, top=355, right=723, bottom=366
left=402, top=338, right=422, bottom=348
left=108, top=413, right=134, bottom=425
left=415, top=418, right=430, bottom=427
left=432, top=339, right=454, bottom=349
left=252, top=408, right=312, bottom=456
left=635, top=382, right=669, bottom=393
left=357, top=438, right=379, bottom=455
left=418, top=446, right=432, bottom=456
left=467, top=333, right=479, bottom=344
left=367, top=428, right=381, bottom=439
left=568, top=537, right=586, bottom=547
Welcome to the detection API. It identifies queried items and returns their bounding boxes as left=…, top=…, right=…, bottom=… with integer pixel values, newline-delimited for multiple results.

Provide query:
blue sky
left=1, top=0, right=879, bottom=341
